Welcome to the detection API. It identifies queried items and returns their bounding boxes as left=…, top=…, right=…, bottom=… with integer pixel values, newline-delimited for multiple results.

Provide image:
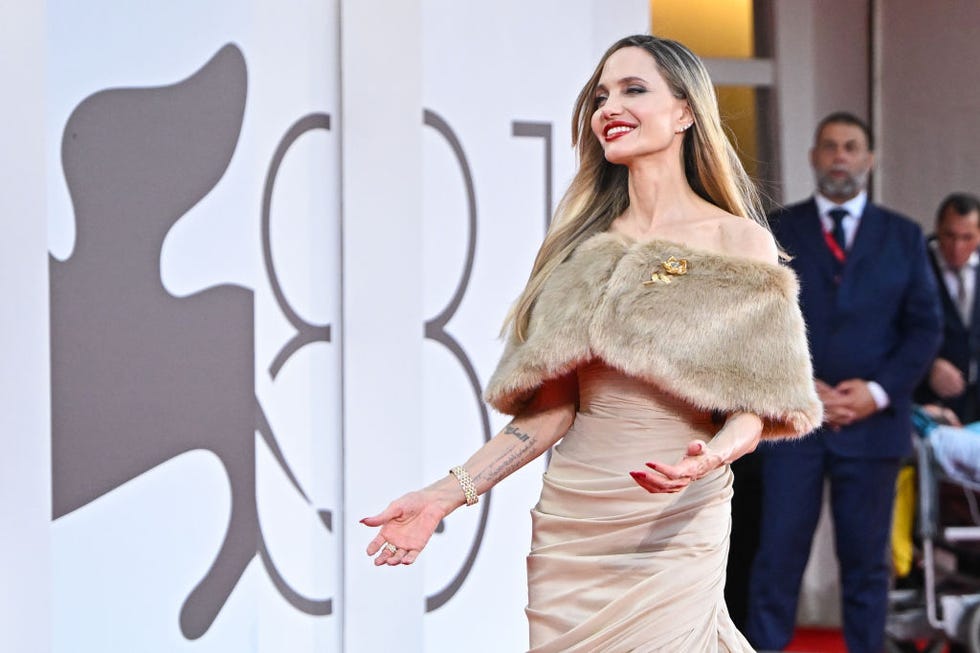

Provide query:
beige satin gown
left=526, top=361, right=754, bottom=652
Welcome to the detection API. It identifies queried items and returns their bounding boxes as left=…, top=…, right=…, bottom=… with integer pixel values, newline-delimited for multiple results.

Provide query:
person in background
left=916, top=192, right=980, bottom=423
left=913, top=192, right=980, bottom=653
left=745, top=111, right=943, bottom=653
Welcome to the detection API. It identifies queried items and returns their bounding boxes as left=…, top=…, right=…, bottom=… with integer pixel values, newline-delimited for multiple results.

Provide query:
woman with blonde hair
left=363, top=34, right=821, bottom=651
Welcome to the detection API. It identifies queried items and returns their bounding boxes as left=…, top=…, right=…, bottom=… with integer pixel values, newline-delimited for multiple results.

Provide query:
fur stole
left=485, top=232, right=822, bottom=438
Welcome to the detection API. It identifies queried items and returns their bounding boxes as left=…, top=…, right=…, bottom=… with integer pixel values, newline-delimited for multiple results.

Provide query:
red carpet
left=785, top=627, right=951, bottom=652
left=785, top=628, right=848, bottom=653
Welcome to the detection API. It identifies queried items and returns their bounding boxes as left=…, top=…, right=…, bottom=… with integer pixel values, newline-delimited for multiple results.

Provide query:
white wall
left=876, top=0, right=980, bottom=227
left=341, top=1, right=425, bottom=651
left=774, top=0, right=869, bottom=206
left=0, top=2, right=51, bottom=652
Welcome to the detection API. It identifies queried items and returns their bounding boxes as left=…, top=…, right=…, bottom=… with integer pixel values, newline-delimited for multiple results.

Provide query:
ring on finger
left=382, top=542, right=397, bottom=555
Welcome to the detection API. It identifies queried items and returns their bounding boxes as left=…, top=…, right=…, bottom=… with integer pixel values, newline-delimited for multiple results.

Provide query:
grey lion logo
left=50, top=44, right=332, bottom=638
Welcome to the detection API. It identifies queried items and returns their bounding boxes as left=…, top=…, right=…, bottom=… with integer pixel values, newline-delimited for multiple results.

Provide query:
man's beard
left=816, top=168, right=869, bottom=199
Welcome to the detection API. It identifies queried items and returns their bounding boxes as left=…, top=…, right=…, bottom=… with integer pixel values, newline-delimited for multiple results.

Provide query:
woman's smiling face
left=590, top=46, right=691, bottom=165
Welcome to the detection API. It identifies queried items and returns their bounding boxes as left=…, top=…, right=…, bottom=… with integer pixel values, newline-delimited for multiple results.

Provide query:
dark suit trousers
left=745, top=434, right=900, bottom=653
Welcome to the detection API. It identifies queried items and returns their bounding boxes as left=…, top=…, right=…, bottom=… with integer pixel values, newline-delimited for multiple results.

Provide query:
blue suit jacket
left=914, top=242, right=980, bottom=420
left=771, top=198, right=942, bottom=458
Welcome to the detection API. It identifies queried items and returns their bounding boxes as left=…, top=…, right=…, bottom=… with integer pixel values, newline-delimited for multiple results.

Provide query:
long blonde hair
left=504, top=34, right=768, bottom=342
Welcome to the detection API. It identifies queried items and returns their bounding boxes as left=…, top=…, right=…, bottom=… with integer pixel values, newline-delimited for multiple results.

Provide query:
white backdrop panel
left=45, top=1, right=341, bottom=650
left=419, top=2, right=648, bottom=650
left=0, top=1, right=50, bottom=652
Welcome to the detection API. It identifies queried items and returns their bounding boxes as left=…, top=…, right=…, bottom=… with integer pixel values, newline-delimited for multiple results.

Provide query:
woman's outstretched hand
left=361, top=489, right=455, bottom=566
left=629, top=440, right=723, bottom=493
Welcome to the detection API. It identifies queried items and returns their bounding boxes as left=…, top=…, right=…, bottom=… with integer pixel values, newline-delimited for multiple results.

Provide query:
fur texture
left=485, top=232, right=823, bottom=438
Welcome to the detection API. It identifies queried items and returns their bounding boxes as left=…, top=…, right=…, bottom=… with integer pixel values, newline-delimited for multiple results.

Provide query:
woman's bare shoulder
left=714, top=214, right=778, bottom=265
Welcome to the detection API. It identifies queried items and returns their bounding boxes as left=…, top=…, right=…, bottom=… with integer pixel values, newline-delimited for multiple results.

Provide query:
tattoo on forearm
left=474, top=433, right=537, bottom=486
left=504, top=424, right=530, bottom=442
left=476, top=447, right=529, bottom=485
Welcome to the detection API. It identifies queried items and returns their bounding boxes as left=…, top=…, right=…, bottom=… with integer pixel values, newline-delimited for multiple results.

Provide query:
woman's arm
left=630, top=411, right=762, bottom=493
left=362, top=372, right=577, bottom=565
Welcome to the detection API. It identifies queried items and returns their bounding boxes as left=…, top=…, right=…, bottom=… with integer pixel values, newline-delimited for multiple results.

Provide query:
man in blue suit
left=915, top=193, right=980, bottom=423
left=745, top=112, right=942, bottom=653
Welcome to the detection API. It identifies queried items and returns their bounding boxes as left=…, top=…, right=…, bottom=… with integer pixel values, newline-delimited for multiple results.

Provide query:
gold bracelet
left=449, top=466, right=478, bottom=506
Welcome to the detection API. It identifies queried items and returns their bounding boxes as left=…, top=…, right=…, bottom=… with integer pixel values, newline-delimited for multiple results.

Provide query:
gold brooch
left=642, top=256, right=689, bottom=285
